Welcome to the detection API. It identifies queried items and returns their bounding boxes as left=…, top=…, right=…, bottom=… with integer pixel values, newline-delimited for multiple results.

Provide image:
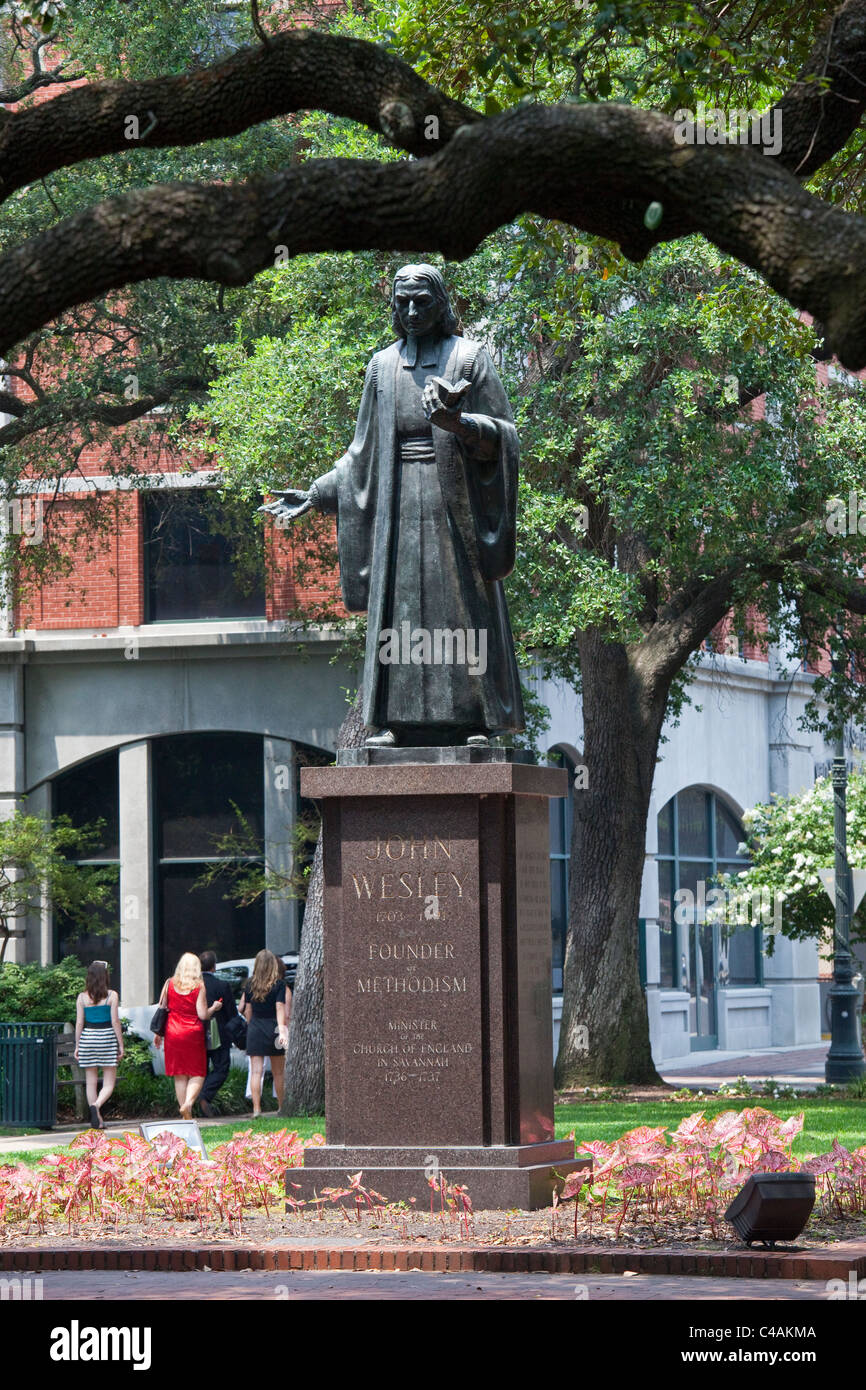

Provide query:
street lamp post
left=825, top=728, right=866, bottom=1083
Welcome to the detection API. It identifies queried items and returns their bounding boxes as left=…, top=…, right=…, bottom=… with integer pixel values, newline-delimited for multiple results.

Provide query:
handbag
left=225, top=1012, right=247, bottom=1047
left=206, top=1015, right=221, bottom=1050
left=149, top=982, right=169, bottom=1036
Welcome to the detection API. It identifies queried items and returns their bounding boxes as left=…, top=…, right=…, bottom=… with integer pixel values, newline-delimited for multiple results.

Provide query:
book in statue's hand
left=430, top=376, right=471, bottom=409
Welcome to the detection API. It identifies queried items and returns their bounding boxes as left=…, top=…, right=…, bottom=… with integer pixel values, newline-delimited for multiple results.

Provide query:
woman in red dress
left=154, top=953, right=223, bottom=1119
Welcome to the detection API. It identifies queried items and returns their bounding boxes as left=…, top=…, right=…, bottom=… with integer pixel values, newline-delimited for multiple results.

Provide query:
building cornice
left=0, top=620, right=353, bottom=665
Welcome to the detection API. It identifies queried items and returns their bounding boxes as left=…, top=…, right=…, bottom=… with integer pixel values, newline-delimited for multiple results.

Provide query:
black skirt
left=246, top=1016, right=283, bottom=1057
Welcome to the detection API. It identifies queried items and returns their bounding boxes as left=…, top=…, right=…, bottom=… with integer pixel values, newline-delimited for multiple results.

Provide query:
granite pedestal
left=292, top=751, right=587, bottom=1210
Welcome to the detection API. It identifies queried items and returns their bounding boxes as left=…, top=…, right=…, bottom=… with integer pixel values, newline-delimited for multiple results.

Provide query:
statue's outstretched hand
left=423, top=376, right=471, bottom=432
left=258, top=489, right=314, bottom=523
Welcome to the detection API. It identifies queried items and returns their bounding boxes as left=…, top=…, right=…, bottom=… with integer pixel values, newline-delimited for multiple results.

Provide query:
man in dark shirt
left=199, top=950, right=240, bottom=1117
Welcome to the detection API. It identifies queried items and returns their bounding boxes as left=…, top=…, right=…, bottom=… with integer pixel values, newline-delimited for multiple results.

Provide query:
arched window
left=548, top=748, right=576, bottom=993
left=53, top=750, right=121, bottom=987
left=656, top=788, right=758, bottom=1044
left=154, top=733, right=265, bottom=983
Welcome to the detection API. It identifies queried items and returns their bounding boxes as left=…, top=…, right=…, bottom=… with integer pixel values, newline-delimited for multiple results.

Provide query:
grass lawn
left=556, top=1095, right=866, bottom=1158
left=0, top=1113, right=326, bottom=1166
left=1, top=1096, right=863, bottom=1166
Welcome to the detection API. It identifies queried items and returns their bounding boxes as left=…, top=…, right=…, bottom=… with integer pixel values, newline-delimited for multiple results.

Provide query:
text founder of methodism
left=261, top=265, right=525, bottom=747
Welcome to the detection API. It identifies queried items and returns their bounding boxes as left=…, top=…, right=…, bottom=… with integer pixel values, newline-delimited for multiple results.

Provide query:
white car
left=214, top=955, right=298, bottom=1000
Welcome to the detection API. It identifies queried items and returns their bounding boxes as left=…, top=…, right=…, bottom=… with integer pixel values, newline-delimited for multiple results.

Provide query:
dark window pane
left=549, top=799, right=565, bottom=855
left=293, top=743, right=331, bottom=940
left=144, top=490, right=265, bottom=622
left=157, top=865, right=265, bottom=987
left=677, top=788, right=710, bottom=857
left=694, top=921, right=716, bottom=1035
left=716, top=800, right=748, bottom=859
left=657, top=799, right=673, bottom=856
left=53, top=750, right=119, bottom=859
left=657, top=858, right=674, bottom=929
left=659, top=919, right=674, bottom=989
left=676, top=861, right=714, bottom=921
left=56, top=870, right=121, bottom=994
left=548, top=749, right=574, bottom=856
left=657, top=859, right=676, bottom=990
left=155, top=734, right=263, bottom=859
left=720, top=925, right=759, bottom=986
left=550, top=859, right=567, bottom=993
left=547, top=749, right=574, bottom=991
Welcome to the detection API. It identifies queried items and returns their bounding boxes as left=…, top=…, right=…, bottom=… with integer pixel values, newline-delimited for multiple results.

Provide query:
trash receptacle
left=0, top=1022, right=63, bottom=1128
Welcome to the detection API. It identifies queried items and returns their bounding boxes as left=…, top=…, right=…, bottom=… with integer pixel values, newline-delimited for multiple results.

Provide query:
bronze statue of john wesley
left=261, top=265, right=525, bottom=747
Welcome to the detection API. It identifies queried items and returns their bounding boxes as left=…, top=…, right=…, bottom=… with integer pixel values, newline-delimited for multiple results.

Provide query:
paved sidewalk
left=661, top=1043, right=830, bottom=1089
left=0, top=1112, right=257, bottom=1156
left=28, top=1269, right=835, bottom=1300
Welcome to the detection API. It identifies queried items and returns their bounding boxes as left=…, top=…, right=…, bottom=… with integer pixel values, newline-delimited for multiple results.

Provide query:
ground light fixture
left=724, top=1171, right=816, bottom=1247
left=139, top=1119, right=207, bottom=1159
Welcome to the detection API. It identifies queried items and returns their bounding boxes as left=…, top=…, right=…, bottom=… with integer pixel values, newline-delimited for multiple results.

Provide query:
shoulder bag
left=149, top=981, right=169, bottom=1036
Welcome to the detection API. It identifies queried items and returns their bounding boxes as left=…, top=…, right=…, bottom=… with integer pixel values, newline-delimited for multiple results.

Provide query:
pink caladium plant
left=1, top=1111, right=863, bottom=1238
left=566, top=1110, right=865, bottom=1231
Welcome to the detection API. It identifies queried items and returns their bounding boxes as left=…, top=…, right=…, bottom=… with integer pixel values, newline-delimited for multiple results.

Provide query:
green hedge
left=0, top=957, right=86, bottom=1023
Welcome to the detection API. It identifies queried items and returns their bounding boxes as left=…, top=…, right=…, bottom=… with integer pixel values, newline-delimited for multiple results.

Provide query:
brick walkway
left=663, top=1045, right=829, bottom=1085
left=26, top=1269, right=836, bottom=1300
left=4, top=1238, right=864, bottom=1280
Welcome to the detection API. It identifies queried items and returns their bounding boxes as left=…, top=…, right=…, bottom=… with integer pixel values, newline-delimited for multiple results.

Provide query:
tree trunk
left=555, top=635, right=668, bottom=1086
left=280, top=690, right=366, bottom=1116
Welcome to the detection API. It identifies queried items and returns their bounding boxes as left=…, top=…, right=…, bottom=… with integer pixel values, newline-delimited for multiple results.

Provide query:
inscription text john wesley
left=335, top=803, right=484, bottom=1143
left=345, top=834, right=474, bottom=1082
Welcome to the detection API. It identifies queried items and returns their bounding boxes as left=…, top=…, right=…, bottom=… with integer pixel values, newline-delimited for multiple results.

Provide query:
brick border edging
left=2, top=1241, right=865, bottom=1279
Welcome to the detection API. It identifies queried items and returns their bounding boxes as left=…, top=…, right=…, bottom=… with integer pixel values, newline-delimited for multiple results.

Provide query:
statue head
left=390, top=264, right=459, bottom=340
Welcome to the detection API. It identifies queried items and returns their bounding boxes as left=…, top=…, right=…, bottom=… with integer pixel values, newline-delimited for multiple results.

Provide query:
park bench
left=55, top=1031, right=87, bottom=1121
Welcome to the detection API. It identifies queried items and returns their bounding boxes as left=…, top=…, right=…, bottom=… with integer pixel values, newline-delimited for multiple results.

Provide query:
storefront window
left=656, top=789, right=758, bottom=1002
left=549, top=748, right=576, bottom=993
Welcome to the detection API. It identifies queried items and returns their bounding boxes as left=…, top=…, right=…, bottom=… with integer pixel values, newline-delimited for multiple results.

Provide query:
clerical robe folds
left=310, top=332, right=525, bottom=740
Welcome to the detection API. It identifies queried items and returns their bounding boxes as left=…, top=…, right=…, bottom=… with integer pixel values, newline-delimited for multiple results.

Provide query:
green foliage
left=0, top=0, right=64, bottom=34
left=106, top=1068, right=175, bottom=1119
left=119, top=1018, right=154, bottom=1072
left=195, top=800, right=321, bottom=908
left=719, top=770, right=866, bottom=950
left=0, top=0, right=298, bottom=613
left=375, top=0, right=834, bottom=128
left=0, top=811, right=118, bottom=962
left=187, top=208, right=397, bottom=496
left=0, top=956, right=86, bottom=1021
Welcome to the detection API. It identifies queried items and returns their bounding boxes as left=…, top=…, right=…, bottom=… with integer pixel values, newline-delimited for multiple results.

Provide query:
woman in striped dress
left=74, top=961, right=124, bottom=1130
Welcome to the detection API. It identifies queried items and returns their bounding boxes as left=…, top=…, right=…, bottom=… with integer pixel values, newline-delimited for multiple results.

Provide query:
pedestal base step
left=337, top=746, right=537, bottom=766
left=290, top=1143, right=590, bottom=1211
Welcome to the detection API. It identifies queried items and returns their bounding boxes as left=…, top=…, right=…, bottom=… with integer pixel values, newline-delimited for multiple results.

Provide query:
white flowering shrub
left=716, top=770, right=866, bottom=948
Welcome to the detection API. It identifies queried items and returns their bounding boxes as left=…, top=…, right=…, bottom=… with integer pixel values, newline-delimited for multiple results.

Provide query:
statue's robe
left=313, top=334, right=525, bottom=738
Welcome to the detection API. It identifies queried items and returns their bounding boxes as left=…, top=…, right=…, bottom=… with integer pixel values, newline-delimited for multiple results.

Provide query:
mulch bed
left=1, top=1206, right=863, bottom=1253
left=555, top=1086, right=680, bottom=1103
